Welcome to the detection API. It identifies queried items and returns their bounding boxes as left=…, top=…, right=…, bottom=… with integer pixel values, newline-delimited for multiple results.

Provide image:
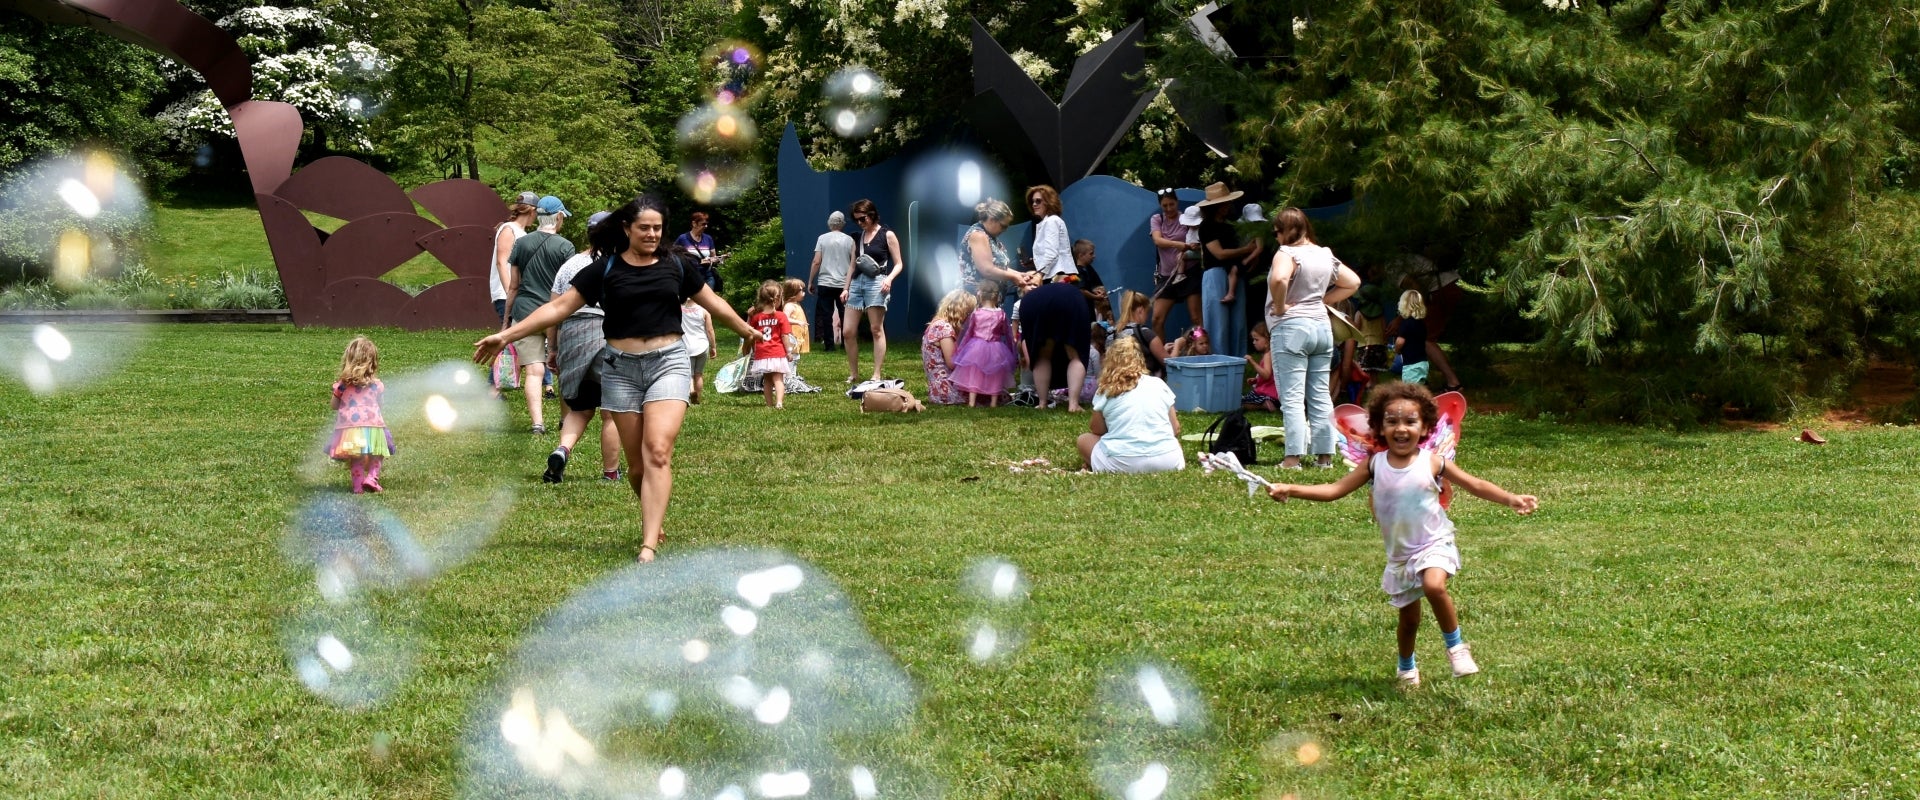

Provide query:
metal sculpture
left=967, top=19, right=1161, bottom=190
left=1, top=0, right=506, bottom=330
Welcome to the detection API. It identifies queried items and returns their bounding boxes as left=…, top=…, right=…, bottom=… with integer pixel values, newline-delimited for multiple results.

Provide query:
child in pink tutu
left=746, top=280, right=794, bottom=409
left=951, top=282, right=1019, bottom=407
left=328, top=336, right=393, bottom=493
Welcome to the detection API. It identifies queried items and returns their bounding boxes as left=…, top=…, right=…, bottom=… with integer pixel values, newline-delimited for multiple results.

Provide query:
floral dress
left=958, top=222, right=1016, bottom=298
left=921, top=318, right=963, bottom=405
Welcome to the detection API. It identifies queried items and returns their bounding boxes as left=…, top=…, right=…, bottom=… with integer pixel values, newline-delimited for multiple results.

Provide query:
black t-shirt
left=1198, top=219, right=1239, bottom=271
left=566, top=252, right=706, bottom=340
left=1398, top=317, right=1428, bottom=361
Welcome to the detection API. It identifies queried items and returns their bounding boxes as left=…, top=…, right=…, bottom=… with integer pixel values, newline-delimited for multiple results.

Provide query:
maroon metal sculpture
left=0, top=0, right=505, bottom=330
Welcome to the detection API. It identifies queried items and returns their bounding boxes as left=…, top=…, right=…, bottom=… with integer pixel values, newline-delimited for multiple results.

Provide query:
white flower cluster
left=892, top=0, right=948, bottom=29
left=1009, top=49, right=1057, bottom=82
left=1292, top=17, right=1308, bottom=36
left=1543, top=0, right=1579, bottom=10
left=1067, top=26, right=1112, bottom=55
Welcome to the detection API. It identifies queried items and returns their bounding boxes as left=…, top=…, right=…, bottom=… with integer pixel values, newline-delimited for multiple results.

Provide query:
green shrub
left=717, top=216, right=785, bottom=313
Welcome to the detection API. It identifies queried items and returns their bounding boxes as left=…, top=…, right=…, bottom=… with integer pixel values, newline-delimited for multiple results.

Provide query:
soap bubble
left=462, top=549, right=937, bottom=799
left=675, top=104, right=759, bottom=204
left=822, top=66, right=888, bottom=138
left=0, top=151, right=152, bottom=396
left=904, top=150, right=1011, bottom=218
left=1090, top=662, right=1214, bottom=800
left=959, top=557, right=1030, bottom=665
left=334, top=43, right=389, bottom=121
left=291, top=361, right=516, bottom=592
left=282, top=596, right=419, bottom=710
left=704, top=39, right=763, bottom=106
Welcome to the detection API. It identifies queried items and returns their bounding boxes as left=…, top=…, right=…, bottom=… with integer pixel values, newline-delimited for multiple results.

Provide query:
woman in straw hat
left=1195, top=182, right=1263, bottom=358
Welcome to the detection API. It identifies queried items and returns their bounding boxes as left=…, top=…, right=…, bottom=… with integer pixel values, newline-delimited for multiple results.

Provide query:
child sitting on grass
left=1266, top=382, right=1538, bottom=688
left=1243, top=324, right=1277, bottom=412
left=1168, top=325, right=1211, bottom=358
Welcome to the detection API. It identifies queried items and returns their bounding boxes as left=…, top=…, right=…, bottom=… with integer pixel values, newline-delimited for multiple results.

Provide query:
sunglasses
left=1156, top=188, right=1177, bottom=197
left=1029, top=198, right=1045, bottom=206
left=853, top=214, right=872, bottom=222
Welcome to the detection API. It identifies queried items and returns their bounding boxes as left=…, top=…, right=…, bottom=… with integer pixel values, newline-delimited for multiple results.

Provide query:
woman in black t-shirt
left=476, top=195, right=762, bottom=562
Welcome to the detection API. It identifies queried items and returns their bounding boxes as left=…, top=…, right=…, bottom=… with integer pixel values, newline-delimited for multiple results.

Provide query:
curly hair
left=1025, top=184, right=1062, bottom=218
left=935, top=288, right=977, bottom=330
left=1365, top=381, right=1438, bottom=448
left=337, top=336, right=379, bottom=387
left=1097, top=336, right=1147, bottom=397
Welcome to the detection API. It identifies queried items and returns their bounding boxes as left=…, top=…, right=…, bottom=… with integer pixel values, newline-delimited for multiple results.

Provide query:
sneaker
left=1397, top=668, right=1421, bottom=688
left=1447, top=643, right=1479, bottom=677
left=530, top=424, right=548, bottom=435
left=543, top=449, right=568, bottom=484
left=1278, top=463, right=1305, bottom=472
left=602, top=469, right=623, bottom=482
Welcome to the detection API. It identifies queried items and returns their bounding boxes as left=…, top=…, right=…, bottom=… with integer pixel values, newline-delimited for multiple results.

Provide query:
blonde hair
left=1098, top=336, right=1147, bottom=397
left=974, top=199, right=1013, bottom=224
left=783, top=277, right=806, bottom=303
left=1121, top=290, right=1150, bottom=321
left=1170, top=326, right=1211, bottom=357
left=337, top=336, right=379, bottom=387
left=935, top=288, right=977, bottom=330
left=754, top=280, right=784, bottom=313
left=1398, top=290, right=1427, bottom=319
left=975, top=280, right=1002, bottom=307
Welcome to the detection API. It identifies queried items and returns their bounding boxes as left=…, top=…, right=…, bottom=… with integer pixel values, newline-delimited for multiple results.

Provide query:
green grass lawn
left=148, top=196, right=461, bottom=290
left=2, top=325, right=1916, bottom=798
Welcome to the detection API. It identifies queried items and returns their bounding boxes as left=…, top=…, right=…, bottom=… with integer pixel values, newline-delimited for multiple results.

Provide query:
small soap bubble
left=1090, top=662, right=1214, bottom=800
left=291, top=361, right=515, bottom=592
left=461, top=550, right=938, bottom=799
left=675, top=104, right=759, bottom=204
left=959, top=557, right=1030, bottom=664
left=283, top=597, right=419, bottom=710
left=334, top=43, right=390, bottom=121
left=703, top=40, right=763, bottom=105
left=822, top=66, right=888, bottom=138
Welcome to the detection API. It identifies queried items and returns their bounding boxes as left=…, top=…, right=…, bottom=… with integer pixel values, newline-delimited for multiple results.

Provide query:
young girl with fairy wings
left=1267, top=382, right=1538, bottom=688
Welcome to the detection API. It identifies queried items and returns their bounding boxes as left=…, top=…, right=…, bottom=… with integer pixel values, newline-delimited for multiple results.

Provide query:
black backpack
left=1203, top=409, right=1257, bottom=465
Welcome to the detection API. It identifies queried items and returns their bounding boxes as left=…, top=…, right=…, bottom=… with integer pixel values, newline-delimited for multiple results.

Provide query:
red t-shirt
left=749, top=311, right=790, bottom=360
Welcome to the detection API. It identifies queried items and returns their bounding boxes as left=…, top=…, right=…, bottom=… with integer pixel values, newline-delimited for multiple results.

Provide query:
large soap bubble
left=282, top=595, right=420, bottom=710
left=0, top=151, right=152, bottom=396
left=1089, top=662, right=1215, bottom=800
left=290, top=361, right=516, bottom=592
left=675, top=104, right=759, bottom=205
left=463, top=549, right=936, bottom=799
left=959, top=557, right=1030, bottom=665
left=703, top=39, right=764, bottom=106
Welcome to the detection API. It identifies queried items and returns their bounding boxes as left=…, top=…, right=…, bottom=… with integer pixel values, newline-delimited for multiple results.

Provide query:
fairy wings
left=1332, top=390, right=1467, bottom=508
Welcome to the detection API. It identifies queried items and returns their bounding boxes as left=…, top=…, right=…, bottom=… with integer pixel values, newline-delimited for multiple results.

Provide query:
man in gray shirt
left=505, top=195, right=575, bottom=434
left=807, top=211, right=856, bottom=352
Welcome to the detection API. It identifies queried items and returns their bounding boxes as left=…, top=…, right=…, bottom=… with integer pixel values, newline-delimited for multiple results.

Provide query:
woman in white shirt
left=1027, top=184, right=1076, bottom=280
left=1018, top=185, right=1091, bottom=409
left=1076, top=337, right=1184, bottom=474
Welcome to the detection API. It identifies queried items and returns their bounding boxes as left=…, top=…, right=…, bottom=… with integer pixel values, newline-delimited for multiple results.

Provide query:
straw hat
left=1194, top=182, right=1244, bottom=208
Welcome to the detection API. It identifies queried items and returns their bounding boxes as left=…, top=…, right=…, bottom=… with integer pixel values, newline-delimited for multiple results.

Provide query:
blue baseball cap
left=537, top=195, right=569, bottom=216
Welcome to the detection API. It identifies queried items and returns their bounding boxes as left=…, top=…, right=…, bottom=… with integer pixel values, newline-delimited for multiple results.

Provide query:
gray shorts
left=596, top=342, right=692, bottom=412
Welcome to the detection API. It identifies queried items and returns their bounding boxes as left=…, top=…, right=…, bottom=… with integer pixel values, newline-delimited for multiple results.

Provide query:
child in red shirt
left=747, top=280, right=795, bottom=408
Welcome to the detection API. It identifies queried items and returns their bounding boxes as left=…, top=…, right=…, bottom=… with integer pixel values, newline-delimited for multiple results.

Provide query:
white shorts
left=1089, top=444, right=1185, bottom=475
left=1383, top=541, right=1460, bottom=608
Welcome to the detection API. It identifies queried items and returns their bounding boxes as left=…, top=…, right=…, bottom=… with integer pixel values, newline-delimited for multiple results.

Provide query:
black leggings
left=813, top=285, right=845, bottom=348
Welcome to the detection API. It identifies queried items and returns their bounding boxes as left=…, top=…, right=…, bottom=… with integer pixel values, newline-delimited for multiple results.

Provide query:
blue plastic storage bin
left=1164, top=354, right=1244, bottom=413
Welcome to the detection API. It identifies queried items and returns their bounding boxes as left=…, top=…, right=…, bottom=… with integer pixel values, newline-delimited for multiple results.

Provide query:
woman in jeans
left=475, top=195, right=762, bottom=562
left=1267, top=207, right=1359, bottom=470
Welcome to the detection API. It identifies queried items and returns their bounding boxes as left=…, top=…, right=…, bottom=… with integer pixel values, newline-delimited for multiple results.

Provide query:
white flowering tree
left=158, top=6, right=385, bottom=154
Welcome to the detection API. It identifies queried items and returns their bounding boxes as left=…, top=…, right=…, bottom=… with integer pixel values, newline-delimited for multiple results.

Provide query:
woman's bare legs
left=609, top=401, right=686, bottom=562
left=865, top=306, right=888, bottom=381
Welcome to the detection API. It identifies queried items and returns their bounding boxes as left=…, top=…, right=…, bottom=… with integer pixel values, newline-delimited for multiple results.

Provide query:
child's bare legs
left=1397, top=600, right=1422, bottom=663
left=772, top=373, right=786, bottom=408
left=1076, top=432, right=1100, bottom=470
left=990, top=390, right=999, bottom=408
left=968, top=391, right=978, bottom=408
left=1421, top=567, right=1460, bottom=634
left=762, top=376, right=777, bottom=407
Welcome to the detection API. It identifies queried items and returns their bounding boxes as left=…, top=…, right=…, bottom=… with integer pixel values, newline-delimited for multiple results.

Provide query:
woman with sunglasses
left=1018, top=185, right=1092, bottom=410
left=842, top=199, right=904, bottom=384
left=1148, top=188, right=1203, bottom=342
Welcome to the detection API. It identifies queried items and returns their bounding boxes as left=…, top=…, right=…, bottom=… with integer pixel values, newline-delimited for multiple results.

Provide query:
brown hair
left=1097, top=335, right=1147, bottom=397
left=1273, top=207, right=1317, bottom=246
left=507, top=202, right=535, bottom=221
left=754, top=279, right=784, bottom=314
left=1121, top=289, right=1150, bottom=321
left=782, top=277, right=806, bottom=302
left=1025, top=184, right=1062, bottom=218
left=849, top=198, right=879, bottom=224
left=337, top=336, right=379, bottom=387
left=690, top=211, right=709, bottom=224
left=1365, top=381, right=1438, bottom=449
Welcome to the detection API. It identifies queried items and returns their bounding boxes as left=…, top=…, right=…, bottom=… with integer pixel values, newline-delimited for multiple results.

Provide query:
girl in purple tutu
left=950, top=282, right=1019, bottom=407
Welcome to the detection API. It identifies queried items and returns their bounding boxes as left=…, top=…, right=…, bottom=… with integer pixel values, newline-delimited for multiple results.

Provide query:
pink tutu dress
left=950, top=307, right=1017, bottom=395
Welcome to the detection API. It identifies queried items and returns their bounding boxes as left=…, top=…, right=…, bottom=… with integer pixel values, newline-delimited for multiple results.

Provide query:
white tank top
left=1369, top=450, right=1455, bottom=563
left=1276, top=243, right=1336, bottom=323
left=489, top=221, right=528, bottom=302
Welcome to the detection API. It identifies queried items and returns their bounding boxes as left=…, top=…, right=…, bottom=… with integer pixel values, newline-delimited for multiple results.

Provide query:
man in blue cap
left=505, top=195, right=574, bottom=434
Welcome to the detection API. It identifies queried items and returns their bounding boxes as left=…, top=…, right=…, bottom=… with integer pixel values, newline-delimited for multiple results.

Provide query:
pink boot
left=349, top=460, right=367, bottom=494
left=363, top=458, right=384, bottom=493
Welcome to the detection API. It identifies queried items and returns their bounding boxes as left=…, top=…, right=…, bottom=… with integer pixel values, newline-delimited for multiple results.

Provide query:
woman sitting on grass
left=1076, top=337, right=1184, bottom=474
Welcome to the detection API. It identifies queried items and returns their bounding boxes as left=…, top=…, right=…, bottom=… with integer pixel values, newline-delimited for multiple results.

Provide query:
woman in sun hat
left=1195, top=182, right=1263, bottom=358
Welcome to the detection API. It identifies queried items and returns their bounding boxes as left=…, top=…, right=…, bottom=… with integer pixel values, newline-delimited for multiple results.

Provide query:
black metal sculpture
left=967, top=19, right=1161, bottom=189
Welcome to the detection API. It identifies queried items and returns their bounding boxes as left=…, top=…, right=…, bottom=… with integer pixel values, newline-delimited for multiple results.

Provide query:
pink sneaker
left=1447, top=643, right=1479, bottom=677
left=1397, top=668, right=1421, bottom=688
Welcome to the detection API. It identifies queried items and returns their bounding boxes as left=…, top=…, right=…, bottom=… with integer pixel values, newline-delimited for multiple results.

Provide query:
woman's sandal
left=638, top=543, right=659, bottom=562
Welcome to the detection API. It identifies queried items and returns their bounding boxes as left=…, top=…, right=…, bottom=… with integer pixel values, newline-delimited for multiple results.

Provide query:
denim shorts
left=597, top=342, right=692, bottom=412
left=845, top=275, right=888, bottom=310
